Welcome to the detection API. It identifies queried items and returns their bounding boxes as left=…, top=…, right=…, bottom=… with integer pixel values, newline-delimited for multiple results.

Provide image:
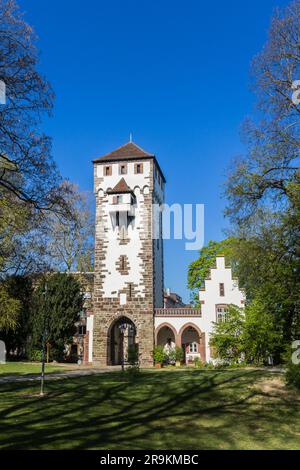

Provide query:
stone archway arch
left=155, top=322, right=178, bottom=346
left=108, top=315, right=137, bottom=366
left=178, top=322, right=206, bottom=363
left=178, top=322, right=202, bottom=340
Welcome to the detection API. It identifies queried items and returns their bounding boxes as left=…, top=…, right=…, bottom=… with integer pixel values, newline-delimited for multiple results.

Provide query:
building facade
left=85, top=141, right=245, bottom=366
left=155, top=255, right=245, bottom=364
left=89, top=141, right=165, bottom=367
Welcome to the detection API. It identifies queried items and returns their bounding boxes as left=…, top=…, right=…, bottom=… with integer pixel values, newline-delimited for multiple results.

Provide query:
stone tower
left=92, top=141, right=165, bottom=367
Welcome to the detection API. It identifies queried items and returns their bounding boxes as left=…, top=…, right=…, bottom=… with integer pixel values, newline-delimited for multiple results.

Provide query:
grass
left=0, top=368, right=299, bottom=450
left=0, top=362, right=77, bottom=376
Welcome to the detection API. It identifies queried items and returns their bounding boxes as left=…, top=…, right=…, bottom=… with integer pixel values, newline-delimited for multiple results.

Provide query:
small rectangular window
left=134, top=163, right=143, bottom=174
left=116, top=211, right=120, bottom=227
left=119, top=164, right=127, bottom=175
left=78, top=325, right=86, bottom=335
left=104, top=166, right=112, bottom=176
left=219, top=283, right=225, bottom=297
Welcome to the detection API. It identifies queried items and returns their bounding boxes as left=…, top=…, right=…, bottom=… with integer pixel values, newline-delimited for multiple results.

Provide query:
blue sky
left=20, top=0, right=288, bottom=302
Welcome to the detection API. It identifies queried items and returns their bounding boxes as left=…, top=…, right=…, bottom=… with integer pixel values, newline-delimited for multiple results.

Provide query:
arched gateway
left=109, top=316, right=137, bottom=365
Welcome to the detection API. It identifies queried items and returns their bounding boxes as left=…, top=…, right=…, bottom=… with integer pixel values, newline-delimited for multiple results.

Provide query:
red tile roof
left=93, top=141, right=166, bottom=182
left=93, top=142, right=154, bottom=162
left=106, top=178, right=134, bottom=194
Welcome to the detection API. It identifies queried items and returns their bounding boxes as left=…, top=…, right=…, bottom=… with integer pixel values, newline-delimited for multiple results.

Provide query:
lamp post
left=118, top=323, right=127, bottom=372
left=40, top=282, right=48, bottom=397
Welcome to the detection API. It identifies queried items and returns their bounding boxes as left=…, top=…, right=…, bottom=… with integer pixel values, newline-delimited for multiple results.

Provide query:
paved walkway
left=0, top=365, right=284, bottom=384
left=0, top=366, right=122, bottom=384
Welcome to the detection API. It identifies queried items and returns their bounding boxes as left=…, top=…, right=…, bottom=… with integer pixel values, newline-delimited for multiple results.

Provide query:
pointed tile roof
left=93, top=142, right=154, bottom=163
left=107, top=178, right=134, bottom=195
left=93, top=141, right=166, bottom=182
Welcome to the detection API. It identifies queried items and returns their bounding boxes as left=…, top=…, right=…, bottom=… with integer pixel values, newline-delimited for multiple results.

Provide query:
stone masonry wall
left=92, top=159, right=156, bottom=367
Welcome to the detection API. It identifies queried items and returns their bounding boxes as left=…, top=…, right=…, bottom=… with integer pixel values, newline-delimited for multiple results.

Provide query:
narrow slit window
left=219, top=283, right=225, bottom=297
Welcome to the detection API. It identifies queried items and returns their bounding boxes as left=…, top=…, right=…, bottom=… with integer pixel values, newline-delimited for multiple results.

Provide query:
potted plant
left=153, top=346, right=164, bottom=368
left=175, top=346, right=184, bottom=367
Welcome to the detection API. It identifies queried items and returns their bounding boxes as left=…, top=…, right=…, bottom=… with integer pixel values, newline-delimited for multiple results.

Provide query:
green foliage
left=243, top=296, right=282, bottom=364
left=286, top=363, right=300, bottom=390
left=194, top=357, right=205, bottom=369
left=210, top=305, right=245, bottom=363
left=30, top=273, right=83, bottom=358
left=0, top=276, right=33, bottom=357
left=153, top=346, right=165, bottom=365
left=223, top=1, right=300, bottom=363
left=175, top=346, right=184, bottom=362
left=27, top=348, right=43, bottom=362
left=0, top=282, right=21, bottom=332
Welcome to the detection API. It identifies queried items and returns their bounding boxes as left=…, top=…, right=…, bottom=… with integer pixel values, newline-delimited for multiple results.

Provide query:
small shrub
left=194, top=357, right=205, bottom=368
left=28, top=348, right=42, bottom=362
left=205, top=362, right=215, bottom=370
left=167, top=348, right=176, bottom=364
left=125, top=365, right=140, bottom=379
left=153, top=346, right=165, bottom=365
left=175, top=346, right=184, bottom=363
left=286, top=363, right=300, bottom=389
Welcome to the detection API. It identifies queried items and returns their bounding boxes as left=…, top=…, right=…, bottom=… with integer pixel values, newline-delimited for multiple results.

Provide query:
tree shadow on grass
left=0, top=369, right=298, bottom=450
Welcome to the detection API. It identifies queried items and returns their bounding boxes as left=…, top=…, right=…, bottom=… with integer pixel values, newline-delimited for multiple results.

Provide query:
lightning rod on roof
left=129, top=132, right=133, bottom=143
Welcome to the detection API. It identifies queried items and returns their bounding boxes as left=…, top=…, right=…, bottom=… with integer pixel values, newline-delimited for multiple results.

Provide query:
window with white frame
left=216, top=305, right=229, bottom=323
left=189, top=342, right=198, bottom=353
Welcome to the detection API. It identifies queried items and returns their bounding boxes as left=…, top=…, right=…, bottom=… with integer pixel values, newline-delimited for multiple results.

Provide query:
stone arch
left=108, top=315, right=137, bottom=366
left=155, top=323, right=177, bottom=348
left=142, top=185, right=150, bottom=195
left=178, top=322, right=202, bottom=340
left=133, top=185, right=141, bottom=196
left=178, top=323, right=206, bottom=363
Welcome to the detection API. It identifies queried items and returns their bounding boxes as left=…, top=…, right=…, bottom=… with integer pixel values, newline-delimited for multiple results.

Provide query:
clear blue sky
left=20, top=0, right=287, bottom=302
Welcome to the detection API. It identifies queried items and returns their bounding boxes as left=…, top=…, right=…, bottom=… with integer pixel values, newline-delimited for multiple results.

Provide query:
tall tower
left=92, top=141, right=165, bottom=367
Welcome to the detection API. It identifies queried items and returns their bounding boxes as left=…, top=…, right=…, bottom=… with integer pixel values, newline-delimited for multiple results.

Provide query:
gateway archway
left=109, top=316, right=137, bottom=366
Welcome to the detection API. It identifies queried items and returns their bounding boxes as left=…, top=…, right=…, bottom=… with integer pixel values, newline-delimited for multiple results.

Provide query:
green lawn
left=0, top=362, right=77, bottom=376
left=0, top=368, right=299, bottom=450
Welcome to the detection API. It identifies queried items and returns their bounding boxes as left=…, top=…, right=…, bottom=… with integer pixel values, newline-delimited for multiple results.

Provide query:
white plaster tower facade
left=91, top=142, right=165, bottom=367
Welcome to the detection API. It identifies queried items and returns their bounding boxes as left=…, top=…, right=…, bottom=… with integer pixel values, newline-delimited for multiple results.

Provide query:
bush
left=175, top=346, right=184, bottom=362
left=27, top=348, right=42, bottom=362
left=194, top=357, right=205, bottom=368
left=167, top=348, right=176, bottom=364
left=153, top=346, right=165, bottom=365
left=125, top=365, right=140, bottom=379
left=286, top=363, right=300, bottom=389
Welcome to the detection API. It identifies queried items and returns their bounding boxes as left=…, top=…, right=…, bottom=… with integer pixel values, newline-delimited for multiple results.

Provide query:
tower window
left=116, top=211, right=120, bottom=227
left=119, top=164, right=127, bottom=175
left=219, top=283, right=225, bottom=297
left=104, top=166, right=112, bottom=176
left=128, top=283, right=133, bottom=299
left=134, top=163, right=143, bottom=174
left=120, top=255, right=126, bottom=271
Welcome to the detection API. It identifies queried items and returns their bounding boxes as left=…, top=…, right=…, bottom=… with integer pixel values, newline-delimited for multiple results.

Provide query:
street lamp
left=40, top=282, right=48, bottom=397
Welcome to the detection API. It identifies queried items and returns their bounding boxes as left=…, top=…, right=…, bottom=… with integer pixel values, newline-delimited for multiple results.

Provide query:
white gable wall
left=155, top=256, right=245, bottom=363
